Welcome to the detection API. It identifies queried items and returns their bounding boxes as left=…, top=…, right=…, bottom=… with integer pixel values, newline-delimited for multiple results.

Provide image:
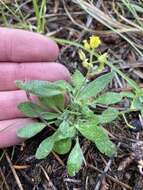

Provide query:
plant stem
left=105, top=61, right=140, bottom=91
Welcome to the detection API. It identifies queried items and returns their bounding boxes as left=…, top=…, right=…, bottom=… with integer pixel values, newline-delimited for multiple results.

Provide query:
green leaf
left=36, top=136, right=55, bottom=159
left=97, top=108, right=119, bottom=124
left=80, top=72, right=114, bottom=99
left=130, top=97, right=142, bottom=109
left=76, top=122, right=116, bottom=157
left=53, top=138, right=72, bottom=155
left=67, top=138, right=84, bottom=176
left=16, top=80, right=63, bottom=97
left=72, top=70, right=85, bottom=88
left=18, top=102, right=58, bottom=120
left=54, top=80, right=72, bottom=92
left=39, top=94, right=65, bottom=110
left=141, top=110, right=143, bottom=118
left=17, top=122, right=46, bottom=138
left=95, top=137, right=117, bottom=157
left=55, top=121, right=76, bottom=140
left=82, top=106, right=95, bottom=118
left=120, top=92, right=135, bottom=99
left=18, top=102, right=45, bottom=117
left=95, top=92, right=122, bottom=105
left=76, top=122, right=101, bottom=142
left=40, top=112, right=59, bottom=120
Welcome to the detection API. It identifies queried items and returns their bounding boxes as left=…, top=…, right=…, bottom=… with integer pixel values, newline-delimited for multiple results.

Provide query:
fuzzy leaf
left=67, top=138, right=84, bottom=176
left=40, top=112, right=59, bottom=120
left=80, top=72, right=114, bottom=99
left=16, top=80, right=63, bottom=97
left=76, top=122, right=116, bottom=157
left=54, top=80, right=72, bottom=92
left=17, top=122, right=46, bottom=138
left=18, top=102, right=44, bottom=117
left=36, top=136, right=55, bottom=159
left=39, top=94, right=64, bottom=110
left=18, top=102, right=58, bottom=120
left=72, top=70, right=85, bottom=88
left=76, top=122, right=102, bottom=143
left=97, top=108, right=119, bottom=124
left=53, top=138, right=72, bottom=155
left=55, top=121, right=76, bottom=140
left=81, top=106, right=95, bottom=118
left=120, top=92, right=135, bottom=99
left=95, top=92, right=122, bottom=105
left=130, top=97, right=142, bottom=109
left=95, top=137, right=117, bottom=157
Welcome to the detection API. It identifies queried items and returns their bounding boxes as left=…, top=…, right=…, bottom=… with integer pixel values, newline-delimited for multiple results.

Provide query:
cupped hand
left=0, top=28, right=70, bottom=148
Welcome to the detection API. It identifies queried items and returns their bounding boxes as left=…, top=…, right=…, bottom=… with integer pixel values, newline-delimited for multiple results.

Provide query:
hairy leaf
left=17, top=122, right=46, bottom=138
left=72, top=70, right=85, bottom=88
left=18, top=102, right=58, bottom=120
left=16, top=80, right=63, bottom=97
left=36, top=136, right=55, bottom=159
left=39, top=94, right=64, bottom=110
left=53, top=138, right=72, bottom=155
left=80, top=72, right=114, bottom=99
left=18, top=102, right=44, bottom=117
left=76, top=122, right=116, bottom=157
left=55, top=121, right=76, bottom=140
left=40, top=112, right=59, bottom=120
left=130, top=97, right=142, bottom=109
left=95, top=137, right=116, bottom=157
left=95, top=92, right=122, bottom=105
left=67, top=138, right=84, bottom=176
left=120, top=92, right=135, bottom=99
left=54, top=80, right=72, bottom=92
left=97, top=108, right=119, bottom=124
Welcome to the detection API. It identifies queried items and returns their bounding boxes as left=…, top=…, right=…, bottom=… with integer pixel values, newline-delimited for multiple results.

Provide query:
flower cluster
left=78, top=50, right=93, bottom=69
left=78, top=35, right=108, bottom=72
left=83, top=35, right=101, bottom=50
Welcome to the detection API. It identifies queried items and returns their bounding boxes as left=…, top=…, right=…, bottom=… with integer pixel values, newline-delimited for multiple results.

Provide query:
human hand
left=0, top=28, right=70, bottom=148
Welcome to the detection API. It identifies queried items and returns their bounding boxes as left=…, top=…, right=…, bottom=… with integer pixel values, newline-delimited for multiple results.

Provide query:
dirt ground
left=0, top=1, right=143, bottom=189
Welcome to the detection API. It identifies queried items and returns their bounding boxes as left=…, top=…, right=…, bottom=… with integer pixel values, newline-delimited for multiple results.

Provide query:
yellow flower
left=82, top=59, right=93, bottom=69
left=78, top=50, right=86, bottom=61
left=98, top=53, right=108, bottom=64
left=89, top=35, right=101, bottom=49
left=83, top=40, right=90, bottom=50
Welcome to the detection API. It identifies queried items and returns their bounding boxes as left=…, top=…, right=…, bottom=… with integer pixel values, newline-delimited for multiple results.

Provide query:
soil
left=0, top=1, right=143, bottom=190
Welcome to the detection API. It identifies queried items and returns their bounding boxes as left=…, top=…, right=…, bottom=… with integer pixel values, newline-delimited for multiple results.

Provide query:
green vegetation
left=16, top=36, right=143, bottom=176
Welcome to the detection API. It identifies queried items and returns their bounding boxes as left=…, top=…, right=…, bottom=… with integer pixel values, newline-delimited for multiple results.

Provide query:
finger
left=0, top=91, right=69, bottom=121
left=0, top=62, right=71, bottom=91
left=0, top=90, right=35, bottom=120
left=0, top=27, right=59, bottom=62
left=0, top=118, right=35, bottom=148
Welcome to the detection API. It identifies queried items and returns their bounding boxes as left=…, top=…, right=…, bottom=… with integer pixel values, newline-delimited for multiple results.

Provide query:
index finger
left=0, top=27, right=59, bottom=62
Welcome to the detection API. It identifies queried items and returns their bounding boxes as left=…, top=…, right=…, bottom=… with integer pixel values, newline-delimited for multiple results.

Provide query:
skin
left=0, top=27, right=70, bottom=148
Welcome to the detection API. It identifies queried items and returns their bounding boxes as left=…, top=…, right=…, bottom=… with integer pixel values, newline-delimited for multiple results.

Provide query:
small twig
left=52, top=152, right=65, bottom=167
left=64, top=178, right=81, bottom=183
left=0, top=168, right=10, bottom=190
left=94, top=143, right=120, bottom=190
left=46, top=27, right=63, bottom=36
left=5, top=152, right=24, bottom=190
left=85, top=176, right=89, bottom=190
left=40, top=165, right=57, bottom=190
left=87, top=164, right=132, bottom=190
left=62, top=0, right=92, bottom=32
